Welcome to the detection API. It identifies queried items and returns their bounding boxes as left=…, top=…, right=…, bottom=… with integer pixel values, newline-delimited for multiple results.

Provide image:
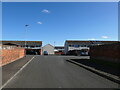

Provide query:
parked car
left=80, top=51, right=88, bottom=56
left=43, top=51, right=48, bottom=55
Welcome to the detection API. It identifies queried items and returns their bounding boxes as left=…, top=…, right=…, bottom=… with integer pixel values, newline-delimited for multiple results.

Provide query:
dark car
left=43, top=51, right=48, bottom=55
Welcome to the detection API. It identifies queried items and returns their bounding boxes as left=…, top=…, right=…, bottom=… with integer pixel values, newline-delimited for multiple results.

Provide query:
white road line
left=0, top=56, right=35, bottom=89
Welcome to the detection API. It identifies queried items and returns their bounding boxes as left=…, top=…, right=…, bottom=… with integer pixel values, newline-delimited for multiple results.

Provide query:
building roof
left=2, top=40, right=42, bottom=46
left=65, top=40, right=119, bottom=46
left=43, top=44, right=54, bottom=47
left=65, top=40, right=118, bottom=44
left=3, top=43, right=19, bottom=46
left=2, top=40, right=42, bottom=43
left=66, top=40, right=117, bottom=42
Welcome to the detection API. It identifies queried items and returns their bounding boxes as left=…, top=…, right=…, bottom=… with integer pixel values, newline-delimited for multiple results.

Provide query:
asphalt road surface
left=3, top=55, right=119, bottom=88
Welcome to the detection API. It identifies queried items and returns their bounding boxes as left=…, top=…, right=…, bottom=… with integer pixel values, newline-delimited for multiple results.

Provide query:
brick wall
left=0, top=46, right=25, bottom=66
left=90, top=42, right=120, bottom=63
left=55, top=51, right=64, bottom=55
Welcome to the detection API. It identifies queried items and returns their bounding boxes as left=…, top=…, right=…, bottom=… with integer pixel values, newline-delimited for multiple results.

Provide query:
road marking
left=1, top=56, right=35, bottom=89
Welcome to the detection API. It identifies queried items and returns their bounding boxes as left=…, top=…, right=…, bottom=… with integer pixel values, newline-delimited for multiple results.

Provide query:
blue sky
left=2, top=2, right=118, bottom=46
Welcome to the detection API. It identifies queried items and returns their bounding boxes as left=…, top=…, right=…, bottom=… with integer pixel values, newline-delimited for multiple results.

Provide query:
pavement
left=2, top=55, right=119, bottom=88
left=66, top=59, right=120, bottom=84
left=2, top=55, right=34, bottom=85
left=69, top=59, right=120, bottom=76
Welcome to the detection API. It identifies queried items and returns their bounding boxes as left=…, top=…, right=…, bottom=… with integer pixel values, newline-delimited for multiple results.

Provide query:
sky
left=2, top=2, right=118, bottom=46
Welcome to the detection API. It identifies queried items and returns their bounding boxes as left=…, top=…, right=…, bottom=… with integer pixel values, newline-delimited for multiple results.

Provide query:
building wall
left=55, top=51, right=64, bottom=55
left=64, top=41, right=118, bottom=55
left=90, top=42, right=120, bottom=63
left=2, top=41, right=42, bottom=50
left=64, top=42, right=89, bottom=54
left=64, top=42, right=68, bottom=54
left=2, top=41, right=42, bottom=46
left=42, top=44, right=54, bottom=55
left=68, top=47, right=89, bottom=51
left=1, top=46, right=25, bottom=66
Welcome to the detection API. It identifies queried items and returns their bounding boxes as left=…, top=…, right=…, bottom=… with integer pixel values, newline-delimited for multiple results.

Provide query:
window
left=71, top=45, right=74, bottom=47
left=30, top=46, right=35, bottom=48
left=38, top=45, right=42, bottom=47
left=81, top=45, right=87, bottom=47
left=81, top=45, right=84, bottom=47
left=87, top=45, right=91, bottom=47
left=36, top=45, right=41, bottom=47
left=22, top=45, right=25, bottom=47
left=74, top=45, right=79, bottom=47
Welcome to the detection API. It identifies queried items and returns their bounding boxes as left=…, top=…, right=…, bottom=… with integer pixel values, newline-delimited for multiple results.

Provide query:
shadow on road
left=71, top=59, right=120, bottom=77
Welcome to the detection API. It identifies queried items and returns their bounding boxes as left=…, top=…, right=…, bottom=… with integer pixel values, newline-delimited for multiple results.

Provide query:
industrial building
left=2, top=40, right=42, bottom=55
left=64, top=40, right=118, bottom=55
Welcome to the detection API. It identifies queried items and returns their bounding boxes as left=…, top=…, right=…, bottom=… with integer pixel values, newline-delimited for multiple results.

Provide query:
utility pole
left=25, top=24, right=29, bottom=56
left=54, top=41, right=56, bottom=47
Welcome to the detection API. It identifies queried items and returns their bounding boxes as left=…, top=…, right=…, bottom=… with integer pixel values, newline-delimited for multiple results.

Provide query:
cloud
left=101, top=36, right=109, bottom=39
left=37, top=21, right=42, bottom=24
left=42, top=9, right=50, bottom=13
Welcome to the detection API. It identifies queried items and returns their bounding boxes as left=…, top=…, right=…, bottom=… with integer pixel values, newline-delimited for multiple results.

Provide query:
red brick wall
left=55, top=52, right=64, bottom=55
left=1, top=47, right=25, bottom=66
left=90, top=42, right=120, bottom=63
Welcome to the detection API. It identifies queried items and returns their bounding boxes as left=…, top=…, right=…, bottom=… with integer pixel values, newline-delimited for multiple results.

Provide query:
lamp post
left=54, top=41, right=56, bottom=55
left=25, top=24, right=29, bottom=56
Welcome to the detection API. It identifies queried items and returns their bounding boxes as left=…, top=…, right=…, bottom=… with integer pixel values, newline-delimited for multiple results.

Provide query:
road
left=3, top=55, right=119, bottom=88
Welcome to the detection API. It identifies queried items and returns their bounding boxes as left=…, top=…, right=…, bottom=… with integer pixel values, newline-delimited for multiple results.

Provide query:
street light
left=25, top=24, right=29, bottom=56
left=54, top=41, right=56, bottom=47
